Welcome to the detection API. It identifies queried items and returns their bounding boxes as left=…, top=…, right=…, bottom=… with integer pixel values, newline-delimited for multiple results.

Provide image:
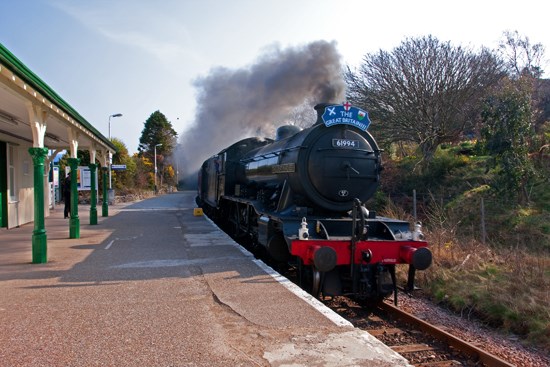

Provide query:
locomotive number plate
left=332, top=139, right=359, bottom=148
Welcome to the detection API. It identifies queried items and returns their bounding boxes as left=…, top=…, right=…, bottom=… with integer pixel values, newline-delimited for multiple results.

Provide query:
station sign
left=111, top=164, right=127, bottom=170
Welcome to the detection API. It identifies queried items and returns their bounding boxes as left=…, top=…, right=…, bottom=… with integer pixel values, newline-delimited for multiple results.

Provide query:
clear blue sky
left=1, top=0, right=548, bottom=155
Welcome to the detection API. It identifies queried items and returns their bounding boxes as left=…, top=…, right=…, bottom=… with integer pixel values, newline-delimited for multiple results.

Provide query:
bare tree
left=346, top=35, right=505, bottom=166
left=499, top=30, right=545, bottom=79
left=498, top=31, right=548, bottom=133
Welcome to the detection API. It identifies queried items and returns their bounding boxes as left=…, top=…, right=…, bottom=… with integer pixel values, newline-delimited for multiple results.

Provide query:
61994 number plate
left=332, top=139, right=359, bottom=148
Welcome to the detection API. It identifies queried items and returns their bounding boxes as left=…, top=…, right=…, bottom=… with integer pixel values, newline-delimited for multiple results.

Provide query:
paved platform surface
left=0, top=191, right=411, bottom=367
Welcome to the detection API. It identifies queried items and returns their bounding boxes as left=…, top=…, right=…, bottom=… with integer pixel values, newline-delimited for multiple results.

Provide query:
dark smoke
left=178, top=40, right=345, bottom=185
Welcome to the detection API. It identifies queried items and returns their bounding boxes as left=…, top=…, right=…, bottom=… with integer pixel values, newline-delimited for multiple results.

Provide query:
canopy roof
left=0, top=42, right=115, bottom=154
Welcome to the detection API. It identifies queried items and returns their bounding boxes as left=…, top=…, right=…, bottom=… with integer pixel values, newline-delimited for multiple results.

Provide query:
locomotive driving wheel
left=311, top=269, right=321, bottom=298
left=298, top=260, right=322, bottom=298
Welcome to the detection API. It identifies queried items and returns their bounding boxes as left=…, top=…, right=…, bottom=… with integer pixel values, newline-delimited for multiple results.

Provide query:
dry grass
left=421, top=226, right=550, bottom=351
left=380, top=200, right=550, bottom=352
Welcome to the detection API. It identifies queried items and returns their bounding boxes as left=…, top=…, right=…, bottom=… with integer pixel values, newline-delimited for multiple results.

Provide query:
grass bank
left=378, top=144, right=550, bottom=352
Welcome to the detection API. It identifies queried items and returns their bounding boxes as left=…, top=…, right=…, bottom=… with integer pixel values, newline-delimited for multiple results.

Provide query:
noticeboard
left=64, top=166, right=99, bottom=191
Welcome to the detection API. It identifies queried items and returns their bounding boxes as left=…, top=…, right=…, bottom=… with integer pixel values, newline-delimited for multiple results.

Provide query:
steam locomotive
left=196, top=102, right=432, bottom=303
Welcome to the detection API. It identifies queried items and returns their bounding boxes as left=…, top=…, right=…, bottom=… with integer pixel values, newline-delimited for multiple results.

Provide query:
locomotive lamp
left=299, top=217, right=309, bottom=240
left=412, top=222, right=424, bottom=241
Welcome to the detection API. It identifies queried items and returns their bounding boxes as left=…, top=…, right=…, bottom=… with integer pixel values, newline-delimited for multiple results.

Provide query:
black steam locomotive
left=197, top=103, right=432, bottom=302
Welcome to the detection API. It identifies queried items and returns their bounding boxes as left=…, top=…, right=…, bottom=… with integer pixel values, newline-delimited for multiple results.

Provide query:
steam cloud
left=178, top=40, right=345, bottom=185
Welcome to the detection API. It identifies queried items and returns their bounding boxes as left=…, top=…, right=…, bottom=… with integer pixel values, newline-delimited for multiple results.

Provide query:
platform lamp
left=108, top=113, right=122, bottom=190
left=154, top=143, right=162, bottom=193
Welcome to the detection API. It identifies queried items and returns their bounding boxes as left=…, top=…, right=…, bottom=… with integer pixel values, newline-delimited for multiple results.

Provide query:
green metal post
left=89, top=163, right=98, bottom=225
left=102, top=166, right=108, bottom=217
left=68, top=157, right=80, bottom=238
left=28, top=147, right=49, bottom=264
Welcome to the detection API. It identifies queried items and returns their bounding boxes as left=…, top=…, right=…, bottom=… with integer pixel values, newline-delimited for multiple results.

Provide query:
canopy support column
left=29, top=147, right=49, bottom=263
left=27, top=103, right=49, bottom=263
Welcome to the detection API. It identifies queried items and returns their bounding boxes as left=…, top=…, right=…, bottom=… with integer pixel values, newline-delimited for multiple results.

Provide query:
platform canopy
left=0, top=42, right=115, bottom=157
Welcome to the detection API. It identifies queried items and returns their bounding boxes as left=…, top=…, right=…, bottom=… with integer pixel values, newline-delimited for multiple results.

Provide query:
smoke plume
left=178, top=40, right=345, bottom=184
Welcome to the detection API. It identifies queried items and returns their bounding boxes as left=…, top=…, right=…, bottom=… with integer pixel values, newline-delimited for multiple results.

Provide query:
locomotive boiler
left=197, top=102, right=432, bottom=302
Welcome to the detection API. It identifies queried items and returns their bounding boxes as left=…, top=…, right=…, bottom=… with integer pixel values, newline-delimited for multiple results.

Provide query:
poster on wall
left=53, top=166, right=59, bottom=187
left=64, top=166, right=98, bottom=191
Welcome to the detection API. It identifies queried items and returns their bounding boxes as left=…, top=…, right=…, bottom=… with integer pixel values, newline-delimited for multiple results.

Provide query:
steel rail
left=379, top=301, right=515, bottom=367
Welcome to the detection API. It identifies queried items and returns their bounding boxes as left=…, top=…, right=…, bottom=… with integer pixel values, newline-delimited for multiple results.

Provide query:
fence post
left=481, top=197, right=486, bottom=245
left=413, top=189, right=417, bottom=223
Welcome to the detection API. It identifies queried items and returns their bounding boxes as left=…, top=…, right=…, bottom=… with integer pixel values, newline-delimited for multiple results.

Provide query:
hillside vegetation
left=374, top=137, right=550, bottom=352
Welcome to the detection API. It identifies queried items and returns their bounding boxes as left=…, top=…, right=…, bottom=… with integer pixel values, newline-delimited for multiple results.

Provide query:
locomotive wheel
left=266, top=234, right=290, bottom=263
left=311, top=269, right=321, bottom=298
left=299, top=262, right=322, bottom=298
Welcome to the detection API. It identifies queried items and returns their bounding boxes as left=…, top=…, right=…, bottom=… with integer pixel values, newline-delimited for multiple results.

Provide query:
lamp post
left=154, top=143, right=162, bottom=193
left=108, top=113, right=122, bottom=190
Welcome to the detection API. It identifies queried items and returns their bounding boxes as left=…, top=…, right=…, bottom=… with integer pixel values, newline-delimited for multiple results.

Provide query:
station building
left=0, top=42, right=116, bottom=262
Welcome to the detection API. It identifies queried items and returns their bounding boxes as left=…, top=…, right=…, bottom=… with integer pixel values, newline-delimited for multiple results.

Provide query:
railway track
left=324, top=295, right=515, bottom=367
left=378, top=301, right=514, bottom=367
left=217, top=223, right=518, bottom=366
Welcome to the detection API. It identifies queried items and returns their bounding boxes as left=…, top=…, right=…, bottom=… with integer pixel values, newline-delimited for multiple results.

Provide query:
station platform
left=0, top=191, right=411, bottom=367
